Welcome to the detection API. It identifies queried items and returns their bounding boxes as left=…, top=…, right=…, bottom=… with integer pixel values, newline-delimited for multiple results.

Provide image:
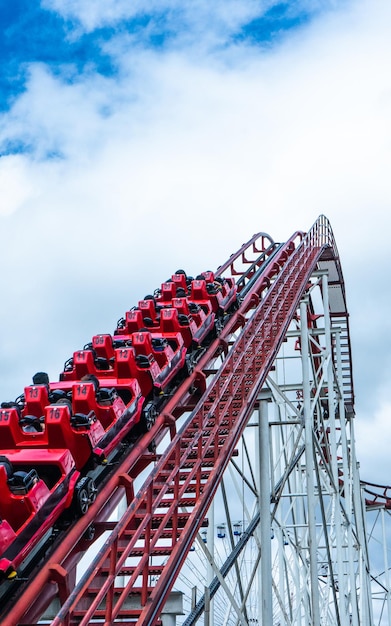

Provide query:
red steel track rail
left=363, top=482, right=391, bottom=510
left=3, top=215, right=347, bottom=626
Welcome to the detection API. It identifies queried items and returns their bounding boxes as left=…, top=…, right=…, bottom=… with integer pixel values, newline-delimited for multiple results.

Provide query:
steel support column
left=259, top=399, right=273, bottom=624
left=300, top=298, right=321, bottom=626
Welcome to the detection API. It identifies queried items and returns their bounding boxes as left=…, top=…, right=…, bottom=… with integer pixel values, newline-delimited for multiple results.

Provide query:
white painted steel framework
left=364, top=505, right=391, bottom=625
left=169, top=266, right=373, bottom=625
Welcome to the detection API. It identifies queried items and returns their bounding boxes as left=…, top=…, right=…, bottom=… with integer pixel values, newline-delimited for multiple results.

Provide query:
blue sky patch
left=235, top=2, right=313, bottom=46
left=0, top=1, right=117, bottom=109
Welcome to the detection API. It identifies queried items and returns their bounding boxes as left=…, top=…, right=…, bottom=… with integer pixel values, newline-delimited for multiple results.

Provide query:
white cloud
left=0, top=155, right=38, bottom=215
left=41, top=0, right=270, bottom=34
left=0, top=64, right=119, bottom=161
left=355, top=396, right=391, bottom=485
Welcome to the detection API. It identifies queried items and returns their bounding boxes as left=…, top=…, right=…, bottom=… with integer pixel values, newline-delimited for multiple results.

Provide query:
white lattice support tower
left=263, top=269, right=371, bottom=625
left=177, top=264, right=372, bottom=626
left=364, top=502, right=391, bottom=624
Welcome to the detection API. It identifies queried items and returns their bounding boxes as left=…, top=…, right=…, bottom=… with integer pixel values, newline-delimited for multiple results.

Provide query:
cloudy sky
left=0, top=0, right=390, bottom=485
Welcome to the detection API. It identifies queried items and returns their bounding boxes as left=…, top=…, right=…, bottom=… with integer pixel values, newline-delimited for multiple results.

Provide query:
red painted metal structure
left=1, top=215, right=354, bottom=625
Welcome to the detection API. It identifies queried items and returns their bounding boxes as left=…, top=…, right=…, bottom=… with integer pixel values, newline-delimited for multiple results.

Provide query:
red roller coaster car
left=0, top=273, right=238, bottom=580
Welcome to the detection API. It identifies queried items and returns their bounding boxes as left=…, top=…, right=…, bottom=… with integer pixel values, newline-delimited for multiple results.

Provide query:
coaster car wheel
left=74, top=477, right=97, bottom=516
left=88, top=478, right=98, bottom=504
left=141, top=401, right=158, bottom=432
left=83, top=524, right=96, bottom=541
